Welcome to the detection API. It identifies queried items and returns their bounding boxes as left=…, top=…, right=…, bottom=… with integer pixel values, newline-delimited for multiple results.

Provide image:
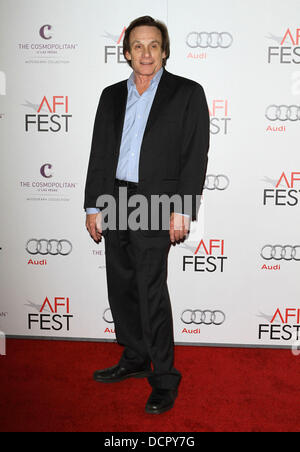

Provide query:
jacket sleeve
left=177, top=83, right=210, bottom=221
left=84, top=89, right=107, bottom=210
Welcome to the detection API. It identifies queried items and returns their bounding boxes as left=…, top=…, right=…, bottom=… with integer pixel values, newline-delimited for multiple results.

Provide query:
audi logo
left=265, top=105, right=300, bottom=122
left=181, top=309, right=226, bottom=325
left=186, top=32, right=233, bottom=49
left=26, top=239, right=73, bottom=256
left=103, top=308, right=114, bottom=324
left=261, top=245, right=300, bottom=261
left=204, top=174, right=230, bottom=191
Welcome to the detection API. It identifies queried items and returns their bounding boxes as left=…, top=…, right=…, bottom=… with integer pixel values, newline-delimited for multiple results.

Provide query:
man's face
left=125, top=25, right=166, bottom=77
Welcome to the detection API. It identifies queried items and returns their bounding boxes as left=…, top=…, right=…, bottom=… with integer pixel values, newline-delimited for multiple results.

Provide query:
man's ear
left=125, top=50, right=132, bottom=62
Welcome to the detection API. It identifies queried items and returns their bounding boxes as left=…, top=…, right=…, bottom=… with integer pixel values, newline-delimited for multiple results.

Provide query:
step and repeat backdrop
left=0, top=0, right=299, bottom=348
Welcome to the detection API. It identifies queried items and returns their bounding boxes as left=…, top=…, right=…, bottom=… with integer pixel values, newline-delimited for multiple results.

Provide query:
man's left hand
left=169, top=212, right=190, bottom=243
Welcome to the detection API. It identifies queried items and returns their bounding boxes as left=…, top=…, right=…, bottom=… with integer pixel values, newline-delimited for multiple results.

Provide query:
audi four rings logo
left=26, top=239, right=73, bottom=256
left=103, top=308, right=114, bottom=323
left=181, top=310, right=226, bottom=325
left=186, top=32, right=233, bottom=48
left=265, top=105, right=300, bottom=121
left=204, top=175, right=230, bottom=190
left=261, top=245, right=300, bottom=261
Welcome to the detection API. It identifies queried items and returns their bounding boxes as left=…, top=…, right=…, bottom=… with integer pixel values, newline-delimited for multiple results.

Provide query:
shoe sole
left=93, top=370, right=151, bottom=383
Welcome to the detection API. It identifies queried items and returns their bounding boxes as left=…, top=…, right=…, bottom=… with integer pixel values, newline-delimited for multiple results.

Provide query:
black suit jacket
left=84, top=68, right=210, bottom=234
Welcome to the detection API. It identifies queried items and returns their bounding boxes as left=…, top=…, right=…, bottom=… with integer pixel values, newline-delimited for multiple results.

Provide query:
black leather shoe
left=145, top=388, right=178, bottom=415
left=93, top=364, right=151, bottom=383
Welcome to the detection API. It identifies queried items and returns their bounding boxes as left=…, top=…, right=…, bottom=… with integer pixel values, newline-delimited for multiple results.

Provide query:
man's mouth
left=140, top=62, right=153, bottom=65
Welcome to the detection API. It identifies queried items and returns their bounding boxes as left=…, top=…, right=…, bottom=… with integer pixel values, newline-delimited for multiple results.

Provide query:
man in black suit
left=85, top=16, right=209, bottom=414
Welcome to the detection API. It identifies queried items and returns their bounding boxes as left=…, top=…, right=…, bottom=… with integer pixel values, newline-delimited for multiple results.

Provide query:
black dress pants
left=103, top=182, right=181, bottom=390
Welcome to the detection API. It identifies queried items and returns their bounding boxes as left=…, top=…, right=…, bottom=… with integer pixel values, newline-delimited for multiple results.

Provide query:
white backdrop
left=0, top=0, right=299, bottom=348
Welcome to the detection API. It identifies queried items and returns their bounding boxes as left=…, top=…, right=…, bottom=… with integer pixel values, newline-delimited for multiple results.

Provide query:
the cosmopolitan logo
left=209, top=100, right=231, bottom=135
left=24, top=96, right=72, bottom=132
left=20, top=163, right=77, bottom=203
left=40, top=25, right=53, bottom=40
left=101, top=27, right=127, bottom=63
left=18, top=25, right=78, bottom=64
left=40, top=163, right=53, bottom=178
left=186, top=31, right=233, bottom=61
left=263, top=171, right=300, bottom=206
left=92, top=247, right=106, bottom=270
left=183, top=239, right=227, bottom=273
left=258, top=308, right=300, bottom=342
left=267, top=28, right=300, bottom=64
left=27, top=296, right=73, bottom=332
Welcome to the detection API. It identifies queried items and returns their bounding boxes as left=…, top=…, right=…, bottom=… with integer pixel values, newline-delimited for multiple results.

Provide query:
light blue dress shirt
left=86, top=67, right=163, bottom=215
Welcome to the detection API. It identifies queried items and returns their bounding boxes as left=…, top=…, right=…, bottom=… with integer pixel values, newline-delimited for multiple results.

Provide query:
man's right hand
left=86, top=213, right=102, bottom=243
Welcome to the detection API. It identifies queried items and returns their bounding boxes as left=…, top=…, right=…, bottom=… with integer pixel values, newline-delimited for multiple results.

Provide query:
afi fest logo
left=25, top=96, right=72, bottom=132
left=183, top=239, right=227, bottom=273
left=267, top=28, right=300, bottom=63
left=258, top=308, right=300, bottom=343
left=27, top=297, right=73, bottom=332
left=209, top=99, right=231, bottom=135
left=102, top=27, right=127, bottom=63
left=263, top=171, right=300, bottom=206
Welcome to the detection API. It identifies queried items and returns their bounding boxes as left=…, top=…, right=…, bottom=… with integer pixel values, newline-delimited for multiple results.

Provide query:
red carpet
left=0, top=339, right=299, bottom=432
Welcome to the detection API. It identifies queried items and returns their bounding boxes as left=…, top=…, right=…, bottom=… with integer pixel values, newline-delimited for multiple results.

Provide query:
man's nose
left=142, top=47, right=151, bottom=58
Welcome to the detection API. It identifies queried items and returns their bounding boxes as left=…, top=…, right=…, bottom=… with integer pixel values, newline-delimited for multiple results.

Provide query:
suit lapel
left=142, top=68, right=174, bottom=139
left=113, top=80, right=128, bottom=156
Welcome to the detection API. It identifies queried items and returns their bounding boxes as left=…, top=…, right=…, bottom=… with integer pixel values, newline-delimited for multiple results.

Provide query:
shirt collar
left=127, top=67, right=164, bottom=91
